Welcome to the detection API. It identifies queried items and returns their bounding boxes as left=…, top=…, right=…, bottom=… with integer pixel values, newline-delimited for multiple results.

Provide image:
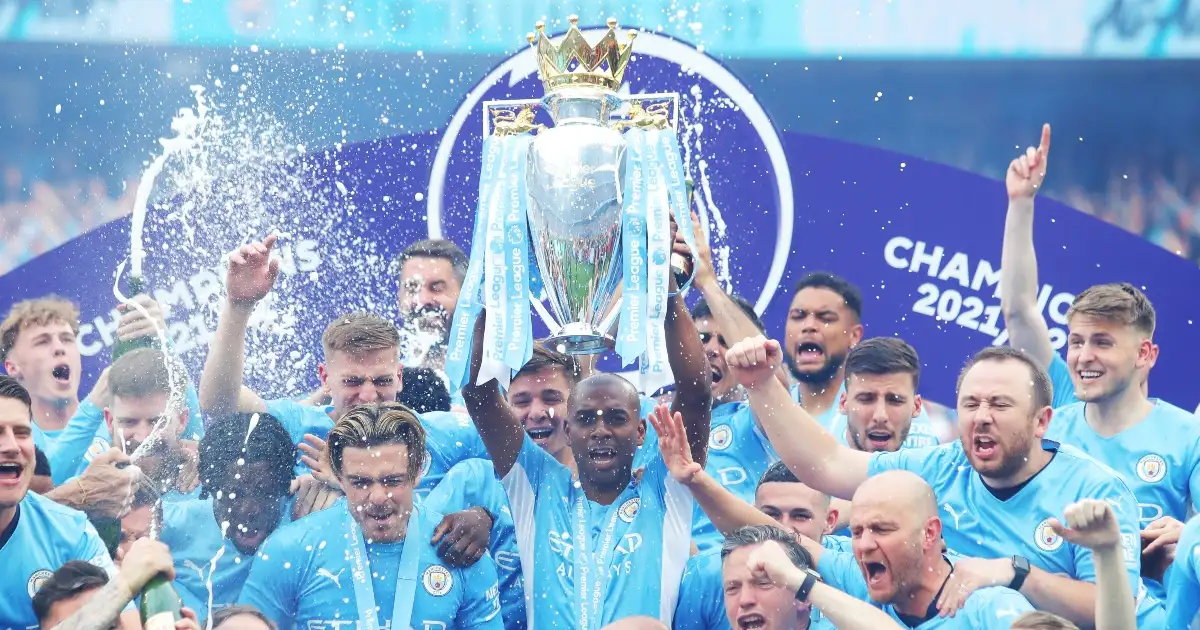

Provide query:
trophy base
left=546, top=324, right=615, bottom=356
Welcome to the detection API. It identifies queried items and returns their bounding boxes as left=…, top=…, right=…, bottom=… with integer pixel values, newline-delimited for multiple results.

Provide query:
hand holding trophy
left=445, top=16, right=698, bottom=391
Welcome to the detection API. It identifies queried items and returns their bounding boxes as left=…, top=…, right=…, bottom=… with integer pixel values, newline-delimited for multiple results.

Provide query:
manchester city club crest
left=422, top=565, right=453, bottom=596
left=1034, top=518, right=1064, bottom=552
left=1136, top=453, right=1167, bottom=483
left=27, top=569, right=53, bottom=598
left=84, top=436, right=108, bottom=462
left=617, top=497, right=641, bottom=523
left=708, top=424, right=733, bottom=451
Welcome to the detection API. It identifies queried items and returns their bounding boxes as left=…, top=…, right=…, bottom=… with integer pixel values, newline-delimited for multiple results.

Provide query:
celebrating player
left=723, top=335, right=1162, bottom=627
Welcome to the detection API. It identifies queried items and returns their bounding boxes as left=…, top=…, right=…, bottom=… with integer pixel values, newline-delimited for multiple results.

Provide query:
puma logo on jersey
left=316, top=567, right=344, bottom=589
left=183, top=560, right=205, bottom=578
left=942, top=503, right=964, bottom=529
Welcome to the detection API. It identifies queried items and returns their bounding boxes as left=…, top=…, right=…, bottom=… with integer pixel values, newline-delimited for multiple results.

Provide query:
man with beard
left=828, top=338, right=938, bottom=453
left=724, top=337, right=1164, bottom=628
left=462, top=248, right=712, bottom=626
left=816, top=472, right=1034, bottom=629
left=201, top=234, right=488, bottom=494
left=0, top=375, right=128, bottom=628
left=158, top=411, right=299, bottom=619
left=104, top=348, right=198, bottom=501
left=783, top=272, right=863, bottom=425
left=392, top=238, right=466, bottom=371
left=239, top=402, right=503, bottom=628
left=0, top=295, right=204, bottom=483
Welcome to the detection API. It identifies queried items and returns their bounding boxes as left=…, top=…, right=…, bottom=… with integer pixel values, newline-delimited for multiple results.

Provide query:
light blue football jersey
left=239, top=500, right=502, bottom=629
left=1046, top=399, right=1200, bottom=528
left=159, top=497, right=258, bottom=620
left=423, top=458, right=525, bottom=630
left=673, top=536, right=849, bottom=630
left=44, top=382, right=207, bottom=485
left=0, top=492, right=119, bottom=629
left=690, top=402, right=780, bottom=553
left=1048, top=352, right=1080, bottom=408
left=817, top=549, right=1034, bottom=628
left=502, top=434, right=693, bottom=629
left=790, top=382, right=846, bottom=430
left=1167, top=514, right=1200, bottom=629
left=868, top=439, right=1166, bottom=627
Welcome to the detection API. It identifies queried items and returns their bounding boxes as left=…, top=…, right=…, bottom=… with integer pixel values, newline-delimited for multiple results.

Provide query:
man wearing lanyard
left=238, top=402, right=503, bottom=629
left=461, top=247, right=712, bottom=628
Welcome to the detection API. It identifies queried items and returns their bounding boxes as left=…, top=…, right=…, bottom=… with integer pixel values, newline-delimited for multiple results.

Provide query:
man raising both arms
left=723, top=335, right=1163, bottom=628
left=462, top=252, right=712, bottom=627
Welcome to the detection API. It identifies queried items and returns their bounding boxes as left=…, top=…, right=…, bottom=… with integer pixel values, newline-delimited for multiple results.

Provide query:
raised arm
left=664, top=215, right=713, bottom=465
left=726, top=337, right=870, bottom=500
left=1050, top=500, right=1137, bottom=630
left=198, top=236, right=277, bottom=415
left=746, top=541, right=904, bottom=630
left=688, top=216, right=790, bottom=390
left=461, top=315, right=527, bottom=477
left=1000, top=124, right=1055, bottom=369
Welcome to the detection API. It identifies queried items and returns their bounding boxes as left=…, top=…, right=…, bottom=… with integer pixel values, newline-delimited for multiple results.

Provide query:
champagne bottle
left=112, top=274, right=161, bottom=361
left=139, top=575, right=183, bottom=629
left=91, top=516, right=122, bottom=558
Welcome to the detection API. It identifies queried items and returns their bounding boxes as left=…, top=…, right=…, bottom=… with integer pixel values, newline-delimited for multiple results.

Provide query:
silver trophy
left=482, top=16, right=690, bottom=355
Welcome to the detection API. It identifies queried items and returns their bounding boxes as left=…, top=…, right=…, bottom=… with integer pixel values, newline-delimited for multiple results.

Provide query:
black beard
left=784, top=350, right=846, bottom=387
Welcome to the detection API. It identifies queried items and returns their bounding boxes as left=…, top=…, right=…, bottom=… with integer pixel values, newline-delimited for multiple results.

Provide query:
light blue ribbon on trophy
left=641, top=127, right=672, bottom=379
left=445, top=134, right=504, bottom=392
left=660, top=129, right=698, bottom=281
left=503, top=134, right=535, bottom=371
left=478, top=133, right=535, bottom=387
left=616, top=128, right=648, bottom=366
left=346, top=504, right=429, bottom=630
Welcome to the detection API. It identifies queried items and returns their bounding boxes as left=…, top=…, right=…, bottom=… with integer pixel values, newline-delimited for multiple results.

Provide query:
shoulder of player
left=419, top=410, right=479, bottom=442
left=266, top=500, right=347, bottom=548
left=1050, top=441, right=1127, bottom=480
left=1147, top=399, right=1200, bottom=433
left=445, top=457, right=497, bottom=480
left=961, top=585, right=1033, bottom=618
left=1051, top=401, right=1086, bottom=418
left=22, top=491, right=91, bottom=527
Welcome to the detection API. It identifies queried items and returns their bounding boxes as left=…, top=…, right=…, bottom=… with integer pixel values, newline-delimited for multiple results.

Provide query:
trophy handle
left=528, top=290, right=561, bottom=336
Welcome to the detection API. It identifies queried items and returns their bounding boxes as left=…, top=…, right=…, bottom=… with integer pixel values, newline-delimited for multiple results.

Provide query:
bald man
left=809, top=471, right=1033, bottom=628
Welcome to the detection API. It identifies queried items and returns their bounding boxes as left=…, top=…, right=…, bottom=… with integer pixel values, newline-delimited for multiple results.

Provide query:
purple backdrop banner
left=2, top=32, right=1196, bottom=410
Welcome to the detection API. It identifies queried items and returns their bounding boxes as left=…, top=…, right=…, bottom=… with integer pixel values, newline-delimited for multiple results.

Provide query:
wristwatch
left=1009, top=555, right=1030, bottom=591
left=795, top=568, right=822, bottom=602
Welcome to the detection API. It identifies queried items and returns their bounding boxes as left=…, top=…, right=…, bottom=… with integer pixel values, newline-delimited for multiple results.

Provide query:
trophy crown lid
left=529, top=16, right=634, bottom=93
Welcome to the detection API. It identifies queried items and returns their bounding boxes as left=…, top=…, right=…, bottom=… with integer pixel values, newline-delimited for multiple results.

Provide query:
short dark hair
left=514, top=342, right=581, bottom=385
left=34, top=446, right=51, bottom=477
left=720, top=524, right=813, bottom=570
left=956, top=346, right=1053, bottom=410
left=793, top=272, right=863, bottom=320
left=210, top=604, right=278, bottom=629
left=690, top=295, right=767, bottom=334
left=757, top=461, right=799, bottom=489
left=199, top=412, right=296, bottom=500
left=0, top=374, right=32, bottom=410
left=31, top=560, right=109, bottom=624
left=392, top=239, right=469, bottom=285
left=845, top=337, right=921, bottom=390
left=398, top=367, right=451, bottom=413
